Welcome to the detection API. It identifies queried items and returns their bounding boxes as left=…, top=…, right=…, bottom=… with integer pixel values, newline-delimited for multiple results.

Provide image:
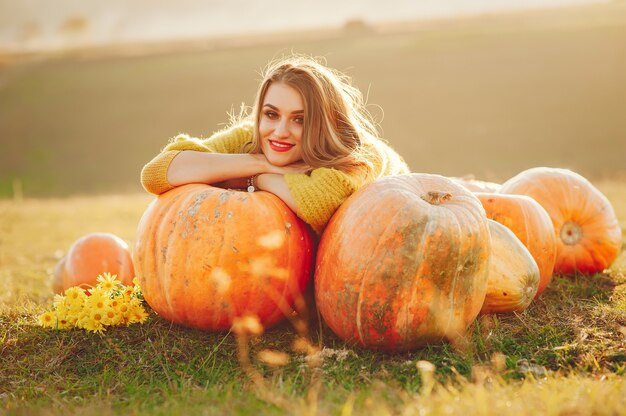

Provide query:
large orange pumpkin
left=475, top=192, right=556, bottom=298
left=481, top=219, right=540, bottom=314
left=53, top=232, right=135, bottom=294
left=315, top=174, right=491, bottom=351
left=500, top=167, right=622, bottom=275
left=134, top=184, right=314, bottom=331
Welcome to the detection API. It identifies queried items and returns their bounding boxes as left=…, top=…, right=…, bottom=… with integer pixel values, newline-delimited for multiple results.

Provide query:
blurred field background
left=1, top=0, right=625, bottom=197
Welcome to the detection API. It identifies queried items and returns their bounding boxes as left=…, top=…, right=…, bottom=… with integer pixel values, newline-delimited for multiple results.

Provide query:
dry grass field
left=1, top=2, right=626, bottom=415
left=0, top=182, right=624, bottom=414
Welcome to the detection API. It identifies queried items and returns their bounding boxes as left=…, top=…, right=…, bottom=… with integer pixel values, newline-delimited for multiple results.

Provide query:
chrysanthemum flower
left=127, top=305, right=149, bottom=325
left=63, top=287, right=86, bottom=314
left=64, top=287, right=86, bottom=302
left=80, top=311, right=106, bottom=333
left=108, top=298, right=120, bottom=310
left=85, top=291, right=108, bottom=312
left=102, top=307, right=122, bottom=326
left=122, top=286, right=134, bottom=299
left=38, top=311, right=56, bottom=328
left=88, top=285, right=107, bottom=298
left=96, top=272, right=121, bottom=292
left=57, top=317, right=72, bottom=329
left=39, top=278, right=148, bottom=332
left=54, top=304, right=74, bottom=329
left=52, top=294, right=65, bottom=308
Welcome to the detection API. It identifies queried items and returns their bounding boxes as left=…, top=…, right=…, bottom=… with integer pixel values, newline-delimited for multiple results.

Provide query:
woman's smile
left=268, top=139, right=296, bottom=152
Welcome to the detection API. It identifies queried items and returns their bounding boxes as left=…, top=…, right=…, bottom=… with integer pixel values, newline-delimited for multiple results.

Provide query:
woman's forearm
left=165, top=151, right=301, bottom=215
left=166, top=151, right=266, bottom=187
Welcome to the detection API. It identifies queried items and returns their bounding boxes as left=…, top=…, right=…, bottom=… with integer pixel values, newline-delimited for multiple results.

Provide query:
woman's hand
left=209, top=157, right=310, bottom=192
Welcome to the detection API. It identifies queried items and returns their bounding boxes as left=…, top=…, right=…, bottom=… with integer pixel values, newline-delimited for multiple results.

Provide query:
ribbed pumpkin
left=53, top=232, right=135, bottom=294
left=315, top=174, right=491, bottom=351
left=450, top=177, right=502, bottom=193
left=134, top=184, right=314, bottom=331
left=481, top=219, right=540, bottom=314
left=500, top=167, right=622, bottom=274
left=475, top=192, right=556, bottom=298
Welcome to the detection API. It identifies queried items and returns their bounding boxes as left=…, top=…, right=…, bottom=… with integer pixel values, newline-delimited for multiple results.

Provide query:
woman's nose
left=274, top=119, right=290, bottom=138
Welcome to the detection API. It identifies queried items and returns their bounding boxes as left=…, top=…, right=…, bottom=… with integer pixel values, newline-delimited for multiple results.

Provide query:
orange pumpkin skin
left=500, top=167, right=622, bottom=275
left=451, top=177, right=502, bottom=193
left=315, top=174, right=490, bottom=351
left=52, top=232, right=135, bottom=294
left=475, top=193, right=556, bottom=298
left=133, top=184, right=314, bottom=331
left=481, top=220, right=540, bottom=314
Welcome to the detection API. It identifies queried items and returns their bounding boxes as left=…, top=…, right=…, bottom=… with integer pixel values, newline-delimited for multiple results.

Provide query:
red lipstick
left=269, top=140, right=295, bottom=153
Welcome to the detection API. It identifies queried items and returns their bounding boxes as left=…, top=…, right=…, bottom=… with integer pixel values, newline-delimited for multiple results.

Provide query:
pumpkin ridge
left=203, top=189, right=230, bottom=327
left=252, top=194, right=294, bottom=322
left=447, top=204, right=488, bottom=335
left=147, top=197, right=168, bottom=316
left=354, top=197, right=408, bottom=346
left=175, top=186, right=216, bottom=327
left=414, top=210, right=453, bottom=342
left=264, top=195, right=294, bottom=321
left=163, top=186, right=196, bottom=324
left=216, top=191, right=237, bottom=326
left=442, top=209, right=466, bottom=337
left=394, top=204, right=443, bottom=346
left=399, top=211, right=432, bottom=343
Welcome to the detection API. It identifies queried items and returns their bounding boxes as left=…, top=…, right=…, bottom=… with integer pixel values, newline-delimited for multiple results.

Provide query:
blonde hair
left=240, top=55, right=384, bottom=177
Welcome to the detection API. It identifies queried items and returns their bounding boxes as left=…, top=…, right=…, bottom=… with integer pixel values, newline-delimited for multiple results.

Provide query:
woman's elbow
left=140, top=156, right=176, bottom=195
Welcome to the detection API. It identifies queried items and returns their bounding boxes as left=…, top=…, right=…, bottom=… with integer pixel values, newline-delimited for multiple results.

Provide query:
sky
left=0, top=0, right=611, bottom=52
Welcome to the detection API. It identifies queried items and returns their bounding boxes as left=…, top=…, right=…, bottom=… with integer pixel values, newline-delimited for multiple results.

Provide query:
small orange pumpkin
left=134, top=184, right=314, bottom=331
left=315, top=174, right=490, bottom=351
left=53, top=232, right=135, bottom=294
left=475, top=192, right=556, bottom=298
left=500, top=167, right=622, bottom=274
left=481, top=219, right=540, bottom=314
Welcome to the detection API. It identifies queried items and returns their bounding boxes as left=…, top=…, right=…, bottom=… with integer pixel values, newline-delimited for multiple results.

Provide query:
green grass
left=1, top=183, right=625, bottom=415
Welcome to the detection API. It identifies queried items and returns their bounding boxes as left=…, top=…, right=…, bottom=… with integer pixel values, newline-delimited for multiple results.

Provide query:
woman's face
left=259, top=82, right=305, bottom=166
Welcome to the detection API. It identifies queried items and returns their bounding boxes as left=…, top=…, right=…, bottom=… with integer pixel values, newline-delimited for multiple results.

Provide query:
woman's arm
left=167, top=151, right=307, bottom=214
left=166, top=151, right=268, bottom=186
left=142, top=122, right=258, bottom=195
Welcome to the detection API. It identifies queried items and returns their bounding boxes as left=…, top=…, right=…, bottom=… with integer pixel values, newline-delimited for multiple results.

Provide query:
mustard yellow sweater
left=141, top=121, right=409, bottom=234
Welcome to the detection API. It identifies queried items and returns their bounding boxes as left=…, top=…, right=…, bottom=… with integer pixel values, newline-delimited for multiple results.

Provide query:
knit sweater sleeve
left=282, top=139, right=409, bottom=234
left=283, top=168, right=365, bottom=235
left=140, top=121, right=254, bottom=194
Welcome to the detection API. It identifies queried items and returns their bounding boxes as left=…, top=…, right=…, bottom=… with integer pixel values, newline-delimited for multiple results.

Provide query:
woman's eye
left=294, top=116, right=304, bottom=124
left=264, top=111, right=278, bottom=119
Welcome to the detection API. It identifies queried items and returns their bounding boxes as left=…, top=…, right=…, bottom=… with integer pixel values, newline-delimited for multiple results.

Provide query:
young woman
left=141, top=55, right=409, bottom=234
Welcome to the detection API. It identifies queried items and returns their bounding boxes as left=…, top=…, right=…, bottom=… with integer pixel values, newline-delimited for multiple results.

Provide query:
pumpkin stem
left=421, top=191, right=452, bottom=205
left=560, top=221, right=583, bottom=245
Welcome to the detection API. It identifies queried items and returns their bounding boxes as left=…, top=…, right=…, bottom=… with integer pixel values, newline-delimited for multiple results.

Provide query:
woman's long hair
left=240, top=55, right=386, bottom=178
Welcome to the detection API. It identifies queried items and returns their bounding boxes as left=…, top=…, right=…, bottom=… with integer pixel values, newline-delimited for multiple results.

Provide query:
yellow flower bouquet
left=39, top=272, right=149, bottom=333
